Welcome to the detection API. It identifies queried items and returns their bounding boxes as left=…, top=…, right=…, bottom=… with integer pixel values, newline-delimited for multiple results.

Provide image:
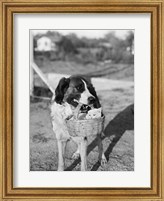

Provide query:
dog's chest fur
left=51, top=102, right=74, bottom=141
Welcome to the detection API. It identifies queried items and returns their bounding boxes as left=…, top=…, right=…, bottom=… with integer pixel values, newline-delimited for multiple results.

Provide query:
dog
left=51, top=75, right=106, bottom=171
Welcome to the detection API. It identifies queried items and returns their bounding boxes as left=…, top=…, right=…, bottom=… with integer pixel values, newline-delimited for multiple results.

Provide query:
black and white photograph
left=30, top=29, right=134, bottom=171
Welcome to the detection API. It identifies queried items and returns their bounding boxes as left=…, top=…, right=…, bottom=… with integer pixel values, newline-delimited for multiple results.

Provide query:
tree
left=124, top=31, right=134, bottom=54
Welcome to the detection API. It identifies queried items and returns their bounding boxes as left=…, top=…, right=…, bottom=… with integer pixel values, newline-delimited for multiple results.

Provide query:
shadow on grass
left=65, top=104, right=134, bottom=171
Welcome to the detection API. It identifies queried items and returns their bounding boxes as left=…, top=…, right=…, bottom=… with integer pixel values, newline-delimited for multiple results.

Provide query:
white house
left=35, top=36, right=56, bottom=51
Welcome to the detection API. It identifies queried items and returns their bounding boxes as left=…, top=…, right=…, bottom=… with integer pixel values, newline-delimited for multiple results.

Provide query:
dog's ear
left=55, top=77, right=70, bottom=104
left=87, top=83, right=101, bottom=108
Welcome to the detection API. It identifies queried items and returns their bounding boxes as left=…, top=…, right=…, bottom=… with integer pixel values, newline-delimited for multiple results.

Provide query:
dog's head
left=54, top=75, right=101, bottom=108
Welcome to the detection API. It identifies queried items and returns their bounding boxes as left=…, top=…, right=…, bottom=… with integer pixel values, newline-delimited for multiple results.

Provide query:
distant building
left=35, top=36, right=56, bottom=51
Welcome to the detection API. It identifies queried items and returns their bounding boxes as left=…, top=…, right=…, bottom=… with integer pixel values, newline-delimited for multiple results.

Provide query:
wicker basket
left=66, top=103, right=105, bottom=137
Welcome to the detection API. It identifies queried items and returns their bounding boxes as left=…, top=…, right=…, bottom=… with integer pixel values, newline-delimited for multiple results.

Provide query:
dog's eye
left=76, top=85, right=82, bottom=91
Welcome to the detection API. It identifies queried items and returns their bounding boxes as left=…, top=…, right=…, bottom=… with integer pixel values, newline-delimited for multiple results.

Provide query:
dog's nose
left=88, top=96, right=95, bottom=104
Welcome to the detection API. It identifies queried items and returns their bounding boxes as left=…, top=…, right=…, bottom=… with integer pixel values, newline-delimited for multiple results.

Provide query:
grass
left=34, top=59, right=134, bottom=81
left=30, top=58, right=134, bottom=171
left=30, top=86, right=134, bottom=171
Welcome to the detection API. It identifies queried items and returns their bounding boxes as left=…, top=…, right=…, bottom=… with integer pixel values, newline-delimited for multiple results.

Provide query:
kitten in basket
left=70, top=105, right=102, bottom=120
left=51, top=75, right=107, bottom=171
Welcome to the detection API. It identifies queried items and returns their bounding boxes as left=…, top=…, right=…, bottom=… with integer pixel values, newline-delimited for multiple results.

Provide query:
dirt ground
left=30, top=82, right=134, bottom=171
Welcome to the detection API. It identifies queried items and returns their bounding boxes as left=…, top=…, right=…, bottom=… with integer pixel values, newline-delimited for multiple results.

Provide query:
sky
left=31, top=30, right=133, bottom=39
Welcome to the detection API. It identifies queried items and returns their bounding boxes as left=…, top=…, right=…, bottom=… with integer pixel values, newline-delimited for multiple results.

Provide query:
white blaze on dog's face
left=79, top=80, right=93, bottom=105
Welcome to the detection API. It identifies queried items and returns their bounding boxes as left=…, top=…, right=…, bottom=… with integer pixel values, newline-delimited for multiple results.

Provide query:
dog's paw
left=72, top=151, right=80, bottom=160
left=57, top=167, right=64, bottom=171
left=101, top=154, right=107, bottom=167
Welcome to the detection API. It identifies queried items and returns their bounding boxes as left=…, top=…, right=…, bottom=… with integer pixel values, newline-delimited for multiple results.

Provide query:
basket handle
left=74, top=103, right=83, bottom=120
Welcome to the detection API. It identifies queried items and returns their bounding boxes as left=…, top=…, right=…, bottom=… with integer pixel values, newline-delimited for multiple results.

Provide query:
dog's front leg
left=57, top=140, right=67, bottom=171
left=80, top=137, right=88, bottom=171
